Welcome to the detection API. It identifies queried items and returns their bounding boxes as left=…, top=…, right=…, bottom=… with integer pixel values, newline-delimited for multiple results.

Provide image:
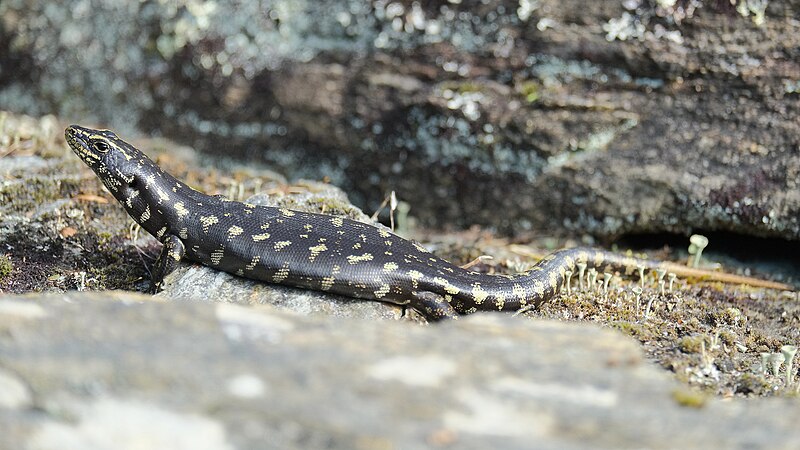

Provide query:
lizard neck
left=116, top=155, right=209, bottom=241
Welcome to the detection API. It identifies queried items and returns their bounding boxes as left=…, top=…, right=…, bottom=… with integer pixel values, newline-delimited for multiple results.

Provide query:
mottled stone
left=0, top=369, right=32, bottom=410
left=0, top=299, right=47, bottom=319
left=2, top=292, right=800, bottom=449
left=28, top=398, right=233, bottom=450
left=159, top=264, right=411, bottom=322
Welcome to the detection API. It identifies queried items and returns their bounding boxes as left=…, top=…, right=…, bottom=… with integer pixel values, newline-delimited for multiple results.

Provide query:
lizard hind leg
left=410, top=291, right=459, bottom=322
left=149, top=234, right=186, bottom=293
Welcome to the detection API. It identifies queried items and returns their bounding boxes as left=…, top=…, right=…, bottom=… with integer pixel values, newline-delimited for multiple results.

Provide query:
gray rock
left=0, top=369, right=32, bottom=410
left=159, top=264, right=411, bottom=322
left=2, top=292, right=800, bottom=449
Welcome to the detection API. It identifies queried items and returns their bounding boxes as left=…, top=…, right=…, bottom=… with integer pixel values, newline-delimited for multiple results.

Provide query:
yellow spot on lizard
left=227, top=225, right=244, bottom=238
left=125, top=189, right=140, bottom=208
left=199, top=215, right=218, bottom=233
left=347, top=253, right=374, bottom=264
left=174, top=201, right=189, bottom=219
left=471, top=283, right=488, bottom=305
left=210, top=247, right=224, bottom=265
left=139, top=204, right=151, bottom=222
left=532, top=281, right=546, bottom=298
left=272, top=264, right=290, bottom=282
left=245, top=255, right=260, bottom=271
left=274, top=241, right=291, bottom=251
left=308, top=243, right=328, bottom=262
left=408, top=270, right=424, bottom=288
left=433, top=277, right=460, bottom=295
left=374, top=284, right=391, bottom=298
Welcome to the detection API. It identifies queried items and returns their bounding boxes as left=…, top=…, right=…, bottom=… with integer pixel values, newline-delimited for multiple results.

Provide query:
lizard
left=65, top=125, right=793, bottom=320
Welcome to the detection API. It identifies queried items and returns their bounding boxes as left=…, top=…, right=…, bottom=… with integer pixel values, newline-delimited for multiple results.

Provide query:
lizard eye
left=93, top=141, right=110, bottom=153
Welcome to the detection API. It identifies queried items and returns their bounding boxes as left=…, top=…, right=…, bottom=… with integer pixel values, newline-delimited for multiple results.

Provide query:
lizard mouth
left=65, top=125, right=101, bottom=163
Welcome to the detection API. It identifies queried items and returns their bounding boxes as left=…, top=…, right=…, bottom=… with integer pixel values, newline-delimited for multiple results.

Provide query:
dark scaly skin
left=66, top=125, right=662, bottom=320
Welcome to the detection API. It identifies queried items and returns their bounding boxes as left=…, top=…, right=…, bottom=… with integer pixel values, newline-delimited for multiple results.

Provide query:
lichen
left=734, top=0, right=769, bottom=26
left=0, top=0, right=527, bottom=131
left=0, top=255, right=13, bottom=281
left=392, top=106, right=548, bottom=182
left=784, top=80, right=800, bottom=94
left=603, top=0, right=769, bottom=45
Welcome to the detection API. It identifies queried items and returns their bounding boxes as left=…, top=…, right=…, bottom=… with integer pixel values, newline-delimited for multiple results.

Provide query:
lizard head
left=65, top=125, right=140, bottom=194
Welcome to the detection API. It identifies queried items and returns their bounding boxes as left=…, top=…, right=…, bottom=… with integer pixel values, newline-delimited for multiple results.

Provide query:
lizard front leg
left=150, top=234, right=185, bottom=293
left=411, top=291, right=459, bottom=321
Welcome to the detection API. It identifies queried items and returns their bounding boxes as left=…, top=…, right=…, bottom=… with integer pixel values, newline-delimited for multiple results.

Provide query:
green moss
left=97, top=232, right=114, bottom=246
left=517, top=81, right=540, bottom=103
left=724, top=307, right=744, bottom=324
left=609, top=321, right=645, bottom=338
left=718, top=329, right=738, bottom=347
left=671, top=389, right=708, bottom=409
left=0, top=172, right=85, bottom=215
left=734, top=373, right=770, bottom=396
left=307, top=197, right=358, bottom=215
left=441, top=81, right=483, bottom=94
left=677, top=335, right=706, bottom=354
left=0, top=255, right=13, bottom=280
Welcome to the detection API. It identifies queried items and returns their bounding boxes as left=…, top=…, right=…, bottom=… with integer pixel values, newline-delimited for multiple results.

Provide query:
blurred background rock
left=1, top=0, right=798, bottom=242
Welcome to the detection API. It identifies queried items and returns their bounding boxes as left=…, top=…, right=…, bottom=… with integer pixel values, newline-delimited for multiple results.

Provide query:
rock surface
left=161, top=264, right=411, bottom=321
left=3, top=292, right=800, bottom=449
left=2, top=1, right=799, bottom=240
